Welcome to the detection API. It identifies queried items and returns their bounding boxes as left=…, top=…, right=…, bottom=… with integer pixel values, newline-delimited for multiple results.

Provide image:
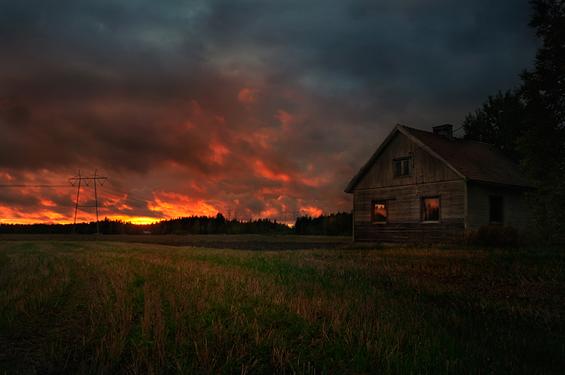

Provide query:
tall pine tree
left=519, top=0, right=565, bottom=244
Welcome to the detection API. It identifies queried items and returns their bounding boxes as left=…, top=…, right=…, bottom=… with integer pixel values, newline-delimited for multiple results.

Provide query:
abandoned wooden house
left=345, top=124, right=534, bottom=243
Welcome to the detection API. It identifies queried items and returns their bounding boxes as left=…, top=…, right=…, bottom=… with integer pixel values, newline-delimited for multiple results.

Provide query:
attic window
left=394, top=157, right=411, bottom=177
left=372, top=201, right=387, bottom=224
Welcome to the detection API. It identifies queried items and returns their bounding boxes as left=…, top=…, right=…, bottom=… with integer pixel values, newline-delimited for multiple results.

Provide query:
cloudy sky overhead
left=0, top=0, right=539, bottom=225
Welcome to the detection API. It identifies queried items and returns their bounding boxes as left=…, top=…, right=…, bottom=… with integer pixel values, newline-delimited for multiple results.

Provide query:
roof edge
left=344, top=124, right=403, bottom=193
left=397, top=125, right=468, bottom=181
left=345, top=124, right=471, bottom=193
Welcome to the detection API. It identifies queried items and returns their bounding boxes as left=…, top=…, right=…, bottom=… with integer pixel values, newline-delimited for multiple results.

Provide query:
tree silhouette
left=519, top=0, right=565, bottom=243
left=463, top=0, right=565, bottom=244
left=462, top=89, right=526, bottom=161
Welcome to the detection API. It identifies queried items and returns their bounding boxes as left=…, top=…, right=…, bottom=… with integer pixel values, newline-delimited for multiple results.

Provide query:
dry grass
left=0, top=240, right=563, bottom=374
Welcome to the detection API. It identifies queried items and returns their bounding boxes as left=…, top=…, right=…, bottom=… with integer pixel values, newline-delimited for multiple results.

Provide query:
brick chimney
left=432, top=124, right=453, bottom=140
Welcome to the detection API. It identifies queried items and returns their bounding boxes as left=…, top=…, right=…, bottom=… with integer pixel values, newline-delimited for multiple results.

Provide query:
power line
left=0, top=185, right=69, bottom=188
left=0, top=175, right=161, bottom=231
left=99, top=185, right=154, bottom=203
left=97, top=188, right=151, bottom=206
left=0, top=184, right=71, bottom=235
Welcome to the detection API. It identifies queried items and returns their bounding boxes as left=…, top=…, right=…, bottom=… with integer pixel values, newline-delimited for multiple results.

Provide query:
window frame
left=393, top=157, right=411, bottom=178
left=371, top=200, right=388, bottom=224
left=421, top=196, right=441, bottom=223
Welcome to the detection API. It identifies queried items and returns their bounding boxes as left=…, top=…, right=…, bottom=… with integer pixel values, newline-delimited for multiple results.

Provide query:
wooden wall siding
left=354, top=220, right=465, bottom=243
left=466, top=182, right=533, bottom=232
left=354, top=180, right=466, bottom=242
left=355, top=132, right=461, bottom=190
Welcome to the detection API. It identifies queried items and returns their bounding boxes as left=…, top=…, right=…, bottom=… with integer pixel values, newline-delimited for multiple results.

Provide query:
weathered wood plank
left=353, top=180, right=466, bottom=242
left=355, top=219, right=465, bottom=243
left=466, top=182, right=533, bottom=232
left=348, top=127, right=534, bottom=242
left=355, top=132, right=460, bottom=189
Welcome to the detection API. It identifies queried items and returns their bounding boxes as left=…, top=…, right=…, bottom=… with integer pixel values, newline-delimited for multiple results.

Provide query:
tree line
left=0, top=212, right=353, bottom=236
left=294, top=212, right=353, bottom=236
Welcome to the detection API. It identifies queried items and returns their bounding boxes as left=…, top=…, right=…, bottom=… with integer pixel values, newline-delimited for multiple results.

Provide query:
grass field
left=0, top=239, right=563, bottom=374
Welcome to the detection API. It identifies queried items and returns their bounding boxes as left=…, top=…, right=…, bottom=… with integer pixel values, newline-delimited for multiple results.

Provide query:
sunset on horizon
left=0, top=0, right=539, bottom=226
left=2, top=2, right=564, bottom=373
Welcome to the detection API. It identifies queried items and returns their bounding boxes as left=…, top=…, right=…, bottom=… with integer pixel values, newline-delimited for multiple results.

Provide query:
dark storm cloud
left=200, top=1, right=536, bottom=94
left=0, top=0, right=540, bottom=222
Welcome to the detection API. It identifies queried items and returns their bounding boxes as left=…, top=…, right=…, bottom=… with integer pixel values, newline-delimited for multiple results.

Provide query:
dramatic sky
left=0, top=0, right=540, bottom=225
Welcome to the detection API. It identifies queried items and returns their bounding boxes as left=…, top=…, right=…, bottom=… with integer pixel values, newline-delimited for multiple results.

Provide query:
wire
left=97, top=188, right=146, bottom=202
left=99, top=186, right=155, bottom=204
left=0, top=185, right=70, bottom=188
left=98, top=188, right=157, bottom=209
left=97, top=191, right=151, bottom=207
left=0, top=183, right=154, bottom=205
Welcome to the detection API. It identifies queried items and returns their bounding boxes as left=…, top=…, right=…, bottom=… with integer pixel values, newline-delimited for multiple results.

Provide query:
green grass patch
left=0, top=240, right=563, bottom=374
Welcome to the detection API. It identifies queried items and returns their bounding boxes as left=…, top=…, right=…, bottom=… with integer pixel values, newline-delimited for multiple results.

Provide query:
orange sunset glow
left=0, top=1, right=536, bottom=227
left=0, top=163, right=337, bottom=225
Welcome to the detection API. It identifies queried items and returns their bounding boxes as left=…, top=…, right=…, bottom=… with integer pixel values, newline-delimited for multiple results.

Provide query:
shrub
left=453, top=225, right=520, bottom=248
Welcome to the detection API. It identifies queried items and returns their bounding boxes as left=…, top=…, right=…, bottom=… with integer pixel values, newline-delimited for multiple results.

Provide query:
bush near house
left=453, top=225, right=521, bottom=248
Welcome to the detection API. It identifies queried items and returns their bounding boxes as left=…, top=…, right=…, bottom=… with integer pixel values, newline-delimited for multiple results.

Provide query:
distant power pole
left=281, top=211, right=300, bottom=224
left=68, top=170, right=107, bottom=234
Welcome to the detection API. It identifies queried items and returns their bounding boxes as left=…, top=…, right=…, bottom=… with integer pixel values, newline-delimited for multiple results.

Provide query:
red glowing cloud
left=300, top=204, right=323, bottom=218
left=0, top=45, right=358, bottom=226
left=238, top=88, right=261, bottom=104
left=253, top=160, right=291, bottom=182
left=0, top=88, right=355, bottom=225
left=150, top=191, right=220, bottom=218
left=0, top=0, right=538, bottom=228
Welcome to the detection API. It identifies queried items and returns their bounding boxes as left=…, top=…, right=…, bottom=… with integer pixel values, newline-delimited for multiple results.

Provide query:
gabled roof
left=345, top=124, right=533, bottom=193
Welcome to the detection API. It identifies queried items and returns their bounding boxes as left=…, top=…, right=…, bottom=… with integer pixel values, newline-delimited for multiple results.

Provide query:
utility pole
left=69, top=170, right=107, bottom=234
left=281, top=211, right=300, bottom=224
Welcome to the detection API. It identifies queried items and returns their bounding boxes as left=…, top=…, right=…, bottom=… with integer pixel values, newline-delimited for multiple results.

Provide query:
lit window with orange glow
left=372, top=201, right=387, bottom=224
left=422, top=197, right=440, bottom=222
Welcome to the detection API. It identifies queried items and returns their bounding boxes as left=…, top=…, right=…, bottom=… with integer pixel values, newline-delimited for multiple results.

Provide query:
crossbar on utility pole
left=281, top=211, right=300, bottom=224
left=69, top=169, right=107, bottom=234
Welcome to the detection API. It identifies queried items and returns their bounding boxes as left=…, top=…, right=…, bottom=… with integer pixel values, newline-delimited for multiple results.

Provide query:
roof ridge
left=400, top=123, right=502, bottom=147
left=345, top=123, right=533, bottom=193
left=398, top=124, right=456, bottom=137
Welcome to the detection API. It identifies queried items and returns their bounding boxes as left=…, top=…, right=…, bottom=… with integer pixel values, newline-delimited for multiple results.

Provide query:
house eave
left=344, top=124, right=469, bottom=193
left=344, top=124, right=407, bottom=193
left=396, top=125, right=468, bottom=182
left=467, top=178, right=536, bottom=190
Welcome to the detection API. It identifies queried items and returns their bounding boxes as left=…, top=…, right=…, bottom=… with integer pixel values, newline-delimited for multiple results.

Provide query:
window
left=489, top=196, right=503, bottom=224
left=394, top=157, right=411, bottom=177
left=372, top=201, right=387, bottom=223
left=422, top=197, right=440, bottom=222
